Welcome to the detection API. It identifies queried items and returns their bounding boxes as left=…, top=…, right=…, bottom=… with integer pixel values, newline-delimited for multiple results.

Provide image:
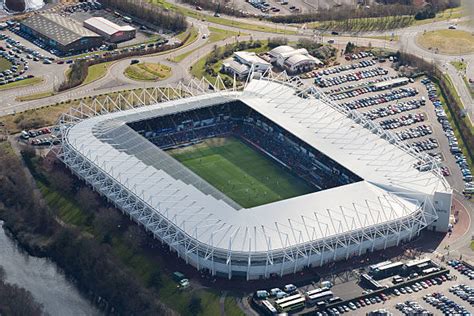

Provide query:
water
left=0, top=221, right=101, bottom=316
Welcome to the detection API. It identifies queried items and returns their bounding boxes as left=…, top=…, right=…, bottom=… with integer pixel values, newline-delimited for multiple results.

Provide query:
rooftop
left=21, top=13, right=100, bottom=46
left=234, top=51, right=270, bottom=66
left=64, top=78, right=450, bottom=254
left=84, top=17, right=135, bottom=36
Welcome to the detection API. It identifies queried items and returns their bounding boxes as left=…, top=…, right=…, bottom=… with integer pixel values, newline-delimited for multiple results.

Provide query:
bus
left=372, top=262, right=404, bottom=279
left=261, top=300, right=277, bottom=315
left=403, top=258, right=432, bottom=274
left=369, top=261, right=392, bottom=274
left=422, top=267, right=440, bottom=275
left=305, top=287, right=328, bottom=297
left=306, top=290, right=334, bottom=306
left=275, top=294, right=305, bottom=312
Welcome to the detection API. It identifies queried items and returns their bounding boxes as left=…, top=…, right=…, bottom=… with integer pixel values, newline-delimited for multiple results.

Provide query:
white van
left=284, top=284, right=297, bottom=293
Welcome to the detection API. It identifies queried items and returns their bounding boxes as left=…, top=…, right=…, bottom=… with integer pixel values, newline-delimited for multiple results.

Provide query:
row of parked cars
left=395, top=300, right=431, bottom=315
left=0, top=50, right=32, bottom=85
left=421, top=78, right=473, bottom=194
left=342, top=87, right=419, bottom=110
left=327, top=75, right=396, bottom=95
left=344, top=51, right=375, bottom=61
left=2, top=31, right=54, bottom=63
left=62, top=0, right=102, bottom=14
left=363, top=98, right=426, bottom=120
left=447, top=260, right=474, bottom=280
left=450, top=284, right=474, bottom=305
left=395, top=125, right=433, bottom=141
left=411, top=138, right=439, bottom=153
left=379, top=113, right=426, bottom=130
left=301, top=58, right=377, bottom=80
left=315, top=67, right=389, bottom=88
left=423, top=292, right=471, bottom=316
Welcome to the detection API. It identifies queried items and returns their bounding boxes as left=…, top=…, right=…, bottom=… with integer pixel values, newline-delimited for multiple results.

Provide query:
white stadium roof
left=58, top=76, right=451, bottom=279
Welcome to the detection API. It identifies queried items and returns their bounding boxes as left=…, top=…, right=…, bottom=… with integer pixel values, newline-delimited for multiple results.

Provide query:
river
left=0, top=221, right=101, bottom=316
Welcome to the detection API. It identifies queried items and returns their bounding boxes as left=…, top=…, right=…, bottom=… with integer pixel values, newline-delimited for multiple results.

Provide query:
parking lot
left=358, top=263, right=474, bottom=316
left=251, top=254, right=474, bottom=315
left=306, top=53, right=471, bottom=196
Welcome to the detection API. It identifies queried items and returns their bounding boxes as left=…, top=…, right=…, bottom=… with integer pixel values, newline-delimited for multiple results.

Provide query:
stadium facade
left=55, top=76, right=452, bottom=280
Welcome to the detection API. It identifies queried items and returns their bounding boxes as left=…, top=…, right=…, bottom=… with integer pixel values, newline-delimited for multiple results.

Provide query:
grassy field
left=417, top=30, right=474, bottom=55
left=168, top=137, right=314, bottom=208
left=451, top=61, right=467, bottom=73
left=176, top=26, right=199, bottom=43
left=124, top=62, right=172, bottom=81
left=311, top=15, right=414, bottom=32
left=83, top=62, right=112, bottom=85
left=208, top=26, right=241, bottom=43
left=0, top=77, right=43, bottom=91
left=0, top=56, right=12, bottom=72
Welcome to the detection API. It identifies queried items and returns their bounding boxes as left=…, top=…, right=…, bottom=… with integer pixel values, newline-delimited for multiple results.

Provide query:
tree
left=189, top=296, right=202, bottom=315
left=147, top=270, right=162, bottom=291
left=124, top=224, right=147, bottom=249
left=49, top=170, right=74, bottom=194
left=94, top=207, right=122, bottom=242
left=75, top=187, right=100, bottom=213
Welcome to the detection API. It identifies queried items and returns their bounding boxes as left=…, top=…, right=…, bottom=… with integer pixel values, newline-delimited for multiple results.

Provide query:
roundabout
left=417, top=29, right=474, bottom=55
left=124, top=62, right=172, bottom=82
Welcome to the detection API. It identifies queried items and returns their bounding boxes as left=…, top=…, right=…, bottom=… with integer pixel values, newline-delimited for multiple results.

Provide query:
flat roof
left=373, top=77, right=409, bottom=89
left=234, top=51, right=270, bottom=66
left=65, top=78, right=450, bottom=254
left=84, top=17, right=135, bottom=36
left=21, top=13, right=101, bottom=46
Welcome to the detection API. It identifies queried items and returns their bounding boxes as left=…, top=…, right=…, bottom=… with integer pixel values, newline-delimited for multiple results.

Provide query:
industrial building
left=83, top=17, right=136, bottom=43
left=55, top=76, right=452, bottom=280
left=20, top=13, right=102, bottom=54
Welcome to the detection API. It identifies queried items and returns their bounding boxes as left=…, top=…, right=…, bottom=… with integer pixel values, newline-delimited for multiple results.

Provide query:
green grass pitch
left=167, top=137, right=315, bottom=208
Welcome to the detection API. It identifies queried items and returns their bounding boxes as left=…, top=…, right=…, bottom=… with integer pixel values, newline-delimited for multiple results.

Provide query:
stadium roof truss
left=52, top=72, right=452, bottom=280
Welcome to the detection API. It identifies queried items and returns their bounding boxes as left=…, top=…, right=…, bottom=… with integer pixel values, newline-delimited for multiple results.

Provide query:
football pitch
left=167, top=137, right=315, bottom=208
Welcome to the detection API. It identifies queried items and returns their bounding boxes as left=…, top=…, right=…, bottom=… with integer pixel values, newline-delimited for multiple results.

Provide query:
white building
left=221, top=59, right=250, bottom=79
left=221, top=51, right=270, bottom=79
left=56, top=77, right=452, bottom=280
left=84, top=17, right=135, bottom=43
left=233, top=51, right=271, bottom=72
left=269, top=45, right=323, bottom=74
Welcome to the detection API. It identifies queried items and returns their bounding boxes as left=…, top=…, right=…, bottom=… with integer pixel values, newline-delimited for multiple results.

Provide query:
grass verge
left=433, top=76, right=474, bottom=172
left=16, top=90, right=55, bottom=102
left=83, top=62, right=112, bottom=86
left=0, top=77, right=43, bottom=91
left=150, top=0, right=296, bottom=35
left=451, top=61, right=467, bottom=73
left=124, top=62, right=172, bottom=81
left=0, top=56, right=12, bottom=72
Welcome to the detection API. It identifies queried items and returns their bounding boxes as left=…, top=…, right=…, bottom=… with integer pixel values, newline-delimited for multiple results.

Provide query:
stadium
left=55, top=75, right=452, bottom=280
